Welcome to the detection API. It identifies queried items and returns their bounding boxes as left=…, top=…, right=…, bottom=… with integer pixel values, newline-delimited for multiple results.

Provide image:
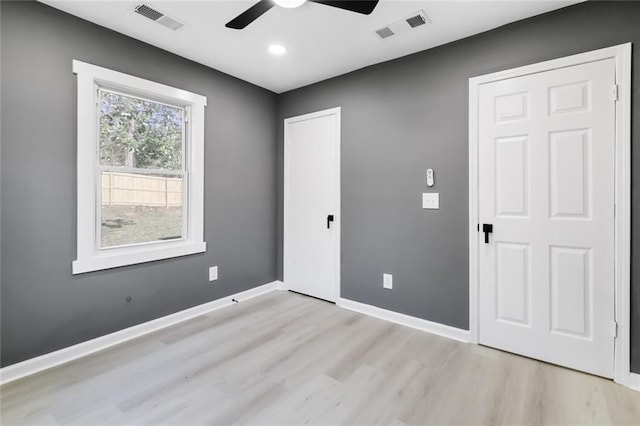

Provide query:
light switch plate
left=383, top=273, right=393, bottom=289
left=422, top=193, right=439, bottom=209
left=209, top=266, right=218, bottom=281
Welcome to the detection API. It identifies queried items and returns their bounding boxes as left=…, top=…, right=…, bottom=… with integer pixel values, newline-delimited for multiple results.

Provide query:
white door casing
left=284, top=107, right=341, bottom=302
left=469, top=44, right=632, bottom=384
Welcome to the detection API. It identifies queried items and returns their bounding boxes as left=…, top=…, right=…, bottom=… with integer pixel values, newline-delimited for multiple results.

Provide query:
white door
left=478, top=59, right=616, bottom=378
left=284, top=107, right=340, bottom=302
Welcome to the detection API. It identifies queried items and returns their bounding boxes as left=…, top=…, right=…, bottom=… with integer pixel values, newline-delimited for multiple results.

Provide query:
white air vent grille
left=157, top=15, right=184, bottom=31
left=135, top=4, right=163, bottom=21
left=134, top=4, right=184, bottom=31
left=376, top=27, right=395, bottom=39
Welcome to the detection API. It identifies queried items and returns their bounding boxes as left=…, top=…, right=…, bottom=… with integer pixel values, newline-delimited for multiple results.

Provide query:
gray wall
left=1, top=1, right=278, bottom=367
left=276, top=1, right=640, bottom=372
left=2, top=0, right=639, bottom=374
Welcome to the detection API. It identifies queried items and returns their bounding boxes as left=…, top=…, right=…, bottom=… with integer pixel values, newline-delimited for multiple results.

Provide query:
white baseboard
left=627, top=372, right=640, bottom=392
left=0, top=280, right=283, bottom=385
left=6, top=282, right=633, bottom=392
left=336, top=298, right=470, bottom=343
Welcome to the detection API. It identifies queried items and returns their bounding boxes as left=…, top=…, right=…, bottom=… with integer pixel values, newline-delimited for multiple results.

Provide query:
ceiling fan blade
left=309, top=1, right=379, bottom=15
left=226, top=1, right=275, bottom=30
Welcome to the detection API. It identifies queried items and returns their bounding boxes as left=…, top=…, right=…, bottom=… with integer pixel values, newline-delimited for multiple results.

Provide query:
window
left=72, top=60, right=206, bottom=274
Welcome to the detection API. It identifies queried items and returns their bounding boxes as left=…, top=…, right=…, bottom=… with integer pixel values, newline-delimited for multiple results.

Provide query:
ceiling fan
left=226, top=0, right=380, bottom=30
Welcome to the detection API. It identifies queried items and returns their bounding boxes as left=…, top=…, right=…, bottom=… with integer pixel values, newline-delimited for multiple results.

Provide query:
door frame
left=468, top=44, right=632, bottom=386
left=283, top=107, right=341, bottom=302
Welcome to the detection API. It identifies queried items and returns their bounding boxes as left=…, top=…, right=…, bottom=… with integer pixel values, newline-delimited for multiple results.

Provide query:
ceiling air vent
left=157, top=15, right=184, bottom=31
left=134, top=4, right=163, bottom=21
left=406, top=14, right=427, bottom=28
left=375, top=27, right=395, bottom=39
left=375, top=11, right=430, bottom=40
left=134, top=4, right=184, bottom=31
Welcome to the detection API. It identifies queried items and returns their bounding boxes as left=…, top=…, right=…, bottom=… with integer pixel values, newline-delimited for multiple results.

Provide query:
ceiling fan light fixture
left=274, top=0, right=306, bottom=8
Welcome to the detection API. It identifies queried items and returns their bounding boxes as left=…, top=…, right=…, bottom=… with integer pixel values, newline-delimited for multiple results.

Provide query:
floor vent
left=375, top=27, right=395, bottom=39
left=134, top=4, right=184, bottom=31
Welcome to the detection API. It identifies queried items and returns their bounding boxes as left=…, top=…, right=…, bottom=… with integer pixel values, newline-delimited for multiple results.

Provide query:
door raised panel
left=549, top=81, right=590, bottom=116
left=549, top=129, right=591, bottom=219
left=550, top=246, right=592, bottom=339
left=495, top=135, right=529, bottom=217
left=494, top=92, right=529, bottom=123
left=496, top=242, right=530, bottom=326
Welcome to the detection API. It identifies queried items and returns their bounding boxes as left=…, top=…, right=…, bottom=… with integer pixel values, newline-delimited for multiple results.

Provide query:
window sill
left=72, top=241, right=206, bottom=274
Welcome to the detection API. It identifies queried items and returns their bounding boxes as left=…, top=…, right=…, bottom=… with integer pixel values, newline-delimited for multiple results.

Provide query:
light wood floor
left=2, top=291, right=639, bottom=425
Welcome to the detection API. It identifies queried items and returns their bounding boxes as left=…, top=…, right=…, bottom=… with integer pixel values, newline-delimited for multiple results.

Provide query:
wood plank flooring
left=2, top=291, right=639, bottom=425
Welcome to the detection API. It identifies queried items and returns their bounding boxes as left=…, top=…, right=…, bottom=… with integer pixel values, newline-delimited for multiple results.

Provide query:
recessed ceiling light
left=269, top=44, right=287, bottom=55
left=274, top=0, right=306, bottom=8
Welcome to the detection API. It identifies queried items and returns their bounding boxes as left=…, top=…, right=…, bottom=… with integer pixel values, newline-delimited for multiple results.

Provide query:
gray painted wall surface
left=1, top=1, right=278, bottom=366
left=276, top=1, right=640, bottom=372
left=2, top=0, right=639, bottom=375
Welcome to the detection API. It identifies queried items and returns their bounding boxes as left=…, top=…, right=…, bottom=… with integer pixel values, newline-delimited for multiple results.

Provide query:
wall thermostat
left=426, top=169, right=435, bottom=187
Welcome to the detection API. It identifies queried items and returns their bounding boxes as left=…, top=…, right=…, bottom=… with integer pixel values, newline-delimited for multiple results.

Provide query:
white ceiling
left=40, top=0, right=583, bottom=93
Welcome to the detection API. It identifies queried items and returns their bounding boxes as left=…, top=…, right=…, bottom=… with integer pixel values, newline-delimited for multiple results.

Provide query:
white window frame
left=72, top=60, right=206, bottom=274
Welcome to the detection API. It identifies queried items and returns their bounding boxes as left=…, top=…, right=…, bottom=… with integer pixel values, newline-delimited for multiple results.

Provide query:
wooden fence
left=101, top=172, right=182, bottom=207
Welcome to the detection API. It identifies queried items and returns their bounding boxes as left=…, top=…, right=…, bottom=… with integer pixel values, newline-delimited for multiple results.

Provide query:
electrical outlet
left=383, top=273, right=393, bottom=290
left=209, top=266, right=218, bottom=282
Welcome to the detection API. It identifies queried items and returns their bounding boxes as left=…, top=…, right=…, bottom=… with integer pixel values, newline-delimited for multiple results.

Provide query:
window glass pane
left=100, top=171, right=183, bottom=248
left=99, top=90, right=183, bottom=171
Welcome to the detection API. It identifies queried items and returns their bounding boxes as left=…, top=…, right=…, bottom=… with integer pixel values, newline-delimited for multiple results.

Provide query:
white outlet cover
left=422, top=193, right=440, bottom=209
left=209, top=266, right=218, bottom=281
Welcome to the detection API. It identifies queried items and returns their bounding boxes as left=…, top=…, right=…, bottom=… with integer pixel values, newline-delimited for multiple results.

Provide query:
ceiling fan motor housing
left=226, top=0, right=380, bottom=30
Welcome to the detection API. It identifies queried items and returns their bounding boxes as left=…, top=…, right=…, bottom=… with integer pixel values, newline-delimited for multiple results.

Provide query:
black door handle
left=482, top=224, right=493, bottom=244
left=327, top=215, right=334, bottom=229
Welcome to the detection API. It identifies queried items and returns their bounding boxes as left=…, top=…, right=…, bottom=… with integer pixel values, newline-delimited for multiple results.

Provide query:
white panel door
left=478, top=59, right=616, bottom=378
left=284, top=108, right=340, bottom=302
